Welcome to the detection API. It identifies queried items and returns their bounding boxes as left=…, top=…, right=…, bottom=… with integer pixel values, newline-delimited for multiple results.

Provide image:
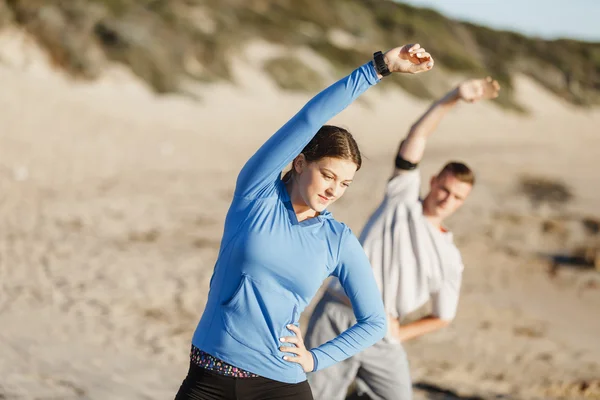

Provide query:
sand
left=1, top=30, right=599, bottom=399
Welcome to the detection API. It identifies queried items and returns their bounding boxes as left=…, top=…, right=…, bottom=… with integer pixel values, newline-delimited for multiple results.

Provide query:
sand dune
left=1, top=31, right=599, bottom=400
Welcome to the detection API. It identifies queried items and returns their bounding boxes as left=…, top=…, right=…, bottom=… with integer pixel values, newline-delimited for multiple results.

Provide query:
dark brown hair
left=282, top=125, right=362, bottom=181
left=437, top=161, right=475, bottom=185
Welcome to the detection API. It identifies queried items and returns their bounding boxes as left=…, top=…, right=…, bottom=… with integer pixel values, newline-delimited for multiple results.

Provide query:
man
left=305, top=77, right=501, bottom=400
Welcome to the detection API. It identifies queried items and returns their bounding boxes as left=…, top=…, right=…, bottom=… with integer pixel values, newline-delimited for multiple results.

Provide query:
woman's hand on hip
left=384, top=44, right=434, bottom=74
left=280, top=324, right=315, bottom=372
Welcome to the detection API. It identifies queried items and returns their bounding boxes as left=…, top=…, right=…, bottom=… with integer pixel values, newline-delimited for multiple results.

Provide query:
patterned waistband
left=190, top=345, right=260, bottom=378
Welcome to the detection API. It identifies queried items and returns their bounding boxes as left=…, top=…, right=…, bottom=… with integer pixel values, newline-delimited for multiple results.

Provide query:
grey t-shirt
left=330, top=169, right=464, bottom=329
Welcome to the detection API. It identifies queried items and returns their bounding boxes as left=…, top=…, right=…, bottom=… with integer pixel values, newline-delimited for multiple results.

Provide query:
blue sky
left=399, top=0, right=600, bottom=41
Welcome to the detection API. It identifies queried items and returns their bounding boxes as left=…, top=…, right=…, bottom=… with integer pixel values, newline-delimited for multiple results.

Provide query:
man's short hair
left=437, top=162, right=475, bottom=185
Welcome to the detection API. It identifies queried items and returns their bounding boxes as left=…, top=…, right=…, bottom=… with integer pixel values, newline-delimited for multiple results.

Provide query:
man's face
left=424, top=172, right=473, bottom=221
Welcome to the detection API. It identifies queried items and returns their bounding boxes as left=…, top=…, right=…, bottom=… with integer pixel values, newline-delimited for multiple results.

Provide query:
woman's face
left=294, top=156, right=358, bottom=213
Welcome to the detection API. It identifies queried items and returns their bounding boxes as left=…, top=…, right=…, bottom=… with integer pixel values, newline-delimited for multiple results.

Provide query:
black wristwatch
left=373, top=51, right=391, bottom=77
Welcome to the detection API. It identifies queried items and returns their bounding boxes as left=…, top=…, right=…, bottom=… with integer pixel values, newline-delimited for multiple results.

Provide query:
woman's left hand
left=384, top=43, right=434, bottom=74
left=280, top=324, right=315, bottom=372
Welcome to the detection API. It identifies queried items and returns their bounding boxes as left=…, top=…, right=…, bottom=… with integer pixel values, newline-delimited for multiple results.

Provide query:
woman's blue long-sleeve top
left=192, top=61, right=387, bottom=383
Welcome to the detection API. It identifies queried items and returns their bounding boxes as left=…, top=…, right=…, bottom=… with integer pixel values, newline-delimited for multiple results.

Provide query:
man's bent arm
left=388, top=314, right=451, bottom=342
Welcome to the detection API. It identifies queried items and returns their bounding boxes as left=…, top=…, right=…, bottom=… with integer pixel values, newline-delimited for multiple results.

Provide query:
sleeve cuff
left=432, top=310, right=457, bottom=321
left=309, top=349, right=319, bottom=372
left=364, top=60, right=381, bottom=85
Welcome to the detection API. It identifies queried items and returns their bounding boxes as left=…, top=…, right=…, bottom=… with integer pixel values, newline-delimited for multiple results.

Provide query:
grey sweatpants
left=305, top=292, right=412, bottom=400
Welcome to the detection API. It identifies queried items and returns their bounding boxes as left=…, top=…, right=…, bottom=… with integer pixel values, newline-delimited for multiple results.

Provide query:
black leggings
left=175, top=361, right=314, bottom=400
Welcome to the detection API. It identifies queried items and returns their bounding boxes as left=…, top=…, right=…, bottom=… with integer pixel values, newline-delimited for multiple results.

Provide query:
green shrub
left=3, top=0, right=597, bottom=109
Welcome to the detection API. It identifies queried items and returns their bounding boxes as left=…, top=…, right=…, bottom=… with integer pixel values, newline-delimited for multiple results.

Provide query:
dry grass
left=1, top=0, right=598, bottom=109
left=263, top=55, right=324, bottom=92
left=518, top=175, right=573, bottom=209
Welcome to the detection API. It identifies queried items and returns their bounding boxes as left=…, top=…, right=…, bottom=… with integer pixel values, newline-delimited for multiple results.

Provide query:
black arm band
left=395, top=154, right=418, bottom=170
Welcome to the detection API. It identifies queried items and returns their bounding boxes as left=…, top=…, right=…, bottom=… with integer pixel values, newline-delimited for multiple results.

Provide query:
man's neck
left=424, top=213, right=443, bottom=230
left=422, top=201, right=445, bottom=231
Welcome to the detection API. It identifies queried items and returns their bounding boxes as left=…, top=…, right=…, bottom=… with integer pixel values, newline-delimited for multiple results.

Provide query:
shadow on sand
left=346, top=381, right=511, bottom=399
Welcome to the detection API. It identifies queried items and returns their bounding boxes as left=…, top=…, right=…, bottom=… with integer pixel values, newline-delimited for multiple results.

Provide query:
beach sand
left=1, top=31, right=599, bottom=399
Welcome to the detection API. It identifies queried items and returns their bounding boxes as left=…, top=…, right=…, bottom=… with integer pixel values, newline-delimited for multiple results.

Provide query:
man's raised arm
left=394, top=77, right=500, bottom=175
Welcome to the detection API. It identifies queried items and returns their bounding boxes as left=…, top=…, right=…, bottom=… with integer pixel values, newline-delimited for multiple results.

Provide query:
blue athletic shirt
left=192, top=61, right=386, bottom=384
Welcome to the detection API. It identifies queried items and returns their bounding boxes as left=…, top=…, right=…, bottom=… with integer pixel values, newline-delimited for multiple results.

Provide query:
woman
left=175, top=44, right=434, bottom=400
